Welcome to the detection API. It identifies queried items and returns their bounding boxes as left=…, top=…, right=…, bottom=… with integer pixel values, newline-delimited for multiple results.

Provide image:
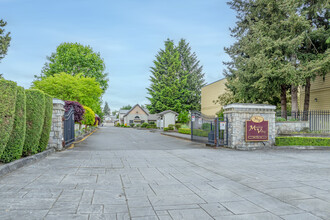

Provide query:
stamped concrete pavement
left=0, top=126, right=330, bottom=220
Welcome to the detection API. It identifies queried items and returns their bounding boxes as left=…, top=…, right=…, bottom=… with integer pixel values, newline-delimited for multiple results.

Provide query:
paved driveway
left=0, top=126, right=330, bottom=220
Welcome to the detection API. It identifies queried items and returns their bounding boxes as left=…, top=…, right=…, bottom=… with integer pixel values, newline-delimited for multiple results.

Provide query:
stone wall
left=47, top=99, right=65, bottom=151
left=276, top=121, right=309, bottom=135
left=224, top=103, right=276, bottom=150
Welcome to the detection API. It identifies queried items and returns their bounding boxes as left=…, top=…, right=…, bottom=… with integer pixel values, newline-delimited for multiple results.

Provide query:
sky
left=0, top=0, right=236, bottom=111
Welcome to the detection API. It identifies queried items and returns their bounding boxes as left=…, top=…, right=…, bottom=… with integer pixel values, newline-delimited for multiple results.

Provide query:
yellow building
left=201, top=78, right=227, bottom=116
left=300, top=75, right=330, bottom=110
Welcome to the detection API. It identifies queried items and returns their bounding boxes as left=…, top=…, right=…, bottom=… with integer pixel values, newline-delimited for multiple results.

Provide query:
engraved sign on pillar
left=245, top=116, right=269, bottom=142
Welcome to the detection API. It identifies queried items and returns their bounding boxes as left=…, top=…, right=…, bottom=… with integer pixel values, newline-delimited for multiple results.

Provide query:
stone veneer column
left=47, top=98, right=65, bottom=151
left=224, top=103, right=276, bottom=150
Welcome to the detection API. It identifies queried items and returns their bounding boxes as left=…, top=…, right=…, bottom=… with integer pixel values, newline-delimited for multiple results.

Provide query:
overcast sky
left=0, top=0, right=236, bottom=111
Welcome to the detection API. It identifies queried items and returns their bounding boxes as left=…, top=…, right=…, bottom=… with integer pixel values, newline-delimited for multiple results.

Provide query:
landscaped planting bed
left=276, top=136, right=330, bottom=146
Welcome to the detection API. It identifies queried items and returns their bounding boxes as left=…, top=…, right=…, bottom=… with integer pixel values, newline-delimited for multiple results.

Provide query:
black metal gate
left=64, top=106, right=75, bottom=146
left=191, top=111, right=228, bottom=146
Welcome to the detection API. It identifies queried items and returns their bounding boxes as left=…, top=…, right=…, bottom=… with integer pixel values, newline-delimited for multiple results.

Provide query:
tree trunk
left=303, top=77, right=311, bottom=121
left=281, top=85, right=287, bottom=120
left=291, top=85, right=298, bottom=113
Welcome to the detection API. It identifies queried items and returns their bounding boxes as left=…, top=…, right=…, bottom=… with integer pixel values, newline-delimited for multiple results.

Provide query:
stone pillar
left=47, top=99, right=65, bottom=151
left=224, top=103, right=276, bottom=150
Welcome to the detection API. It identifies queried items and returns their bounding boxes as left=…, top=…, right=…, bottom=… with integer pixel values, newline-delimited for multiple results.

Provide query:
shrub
left=276, top=117, right=286, bottom=122
left=130, top=124, right=135, bottom=127
left=115, top=122, right=120, bottom=127
left=136, top=124, right=141, bottom=128
left=94, top=115, right=101, bottom=126
left=141, top=122, right=149, bottom=128
left=1, top=86, right=26, bottom=163
left=168, top=124, right=174, bottom=130
left=23, top=89, right=46, bottom=156
left=275, top=137, right=330, bottom=146
left=149, top=121, right=155, bottom=125
left=64, top=101, right=85, bottom=123
left=164, top=127, right=169, bottom=131
left=177, top=110, right=190, bottom=124
left=82, top=106, right=95, bottom=126
left=178, top=128, right=191, bottom=135
left=181, top=124, right=189, bottom=129
left=120, top=124, right=124, bottom=127
left=175, top=123, right=182, bottom=130
left=202, top=123, right=211, bottom=131
left=0, top=79, right=17, bottom=157
left=38, top=94, right=53, bottom=153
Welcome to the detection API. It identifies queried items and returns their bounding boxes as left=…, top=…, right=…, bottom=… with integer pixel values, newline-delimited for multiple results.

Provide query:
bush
left=23, top=89, right=46, bottom=156
left=38, top=94, right=53, bottom=153
left=168, top=124, right=174, bottom=130
left=181, top=124, right=189, bottom=129
left=177, top=110, right=190, bottom=124
left=141, top=122, right=149, bottom=128
left=130, top=124, right=135, bottom=127
left=64, top=101, right=85, bottom=123
left=276, top=117, right=286, bottom=122
left=94, top=115, right=101, bottom=126
left=175, top=123, right=182, bottom=130
left=0, top=79, right=17, bottom=157
left=149, top=121, right=155, bottom=125
left=136, top=124, right=141, bottom=128
left=120, top=124, right=124, bottom=127
left=275, top=137, right=330, bottom=146
left=115, top=122, right=120, bottom=127
left=1, top=86, right=26, bottom=163
left=164, top=127, right=169, bottom=131
left=178, top=128, right=191, bottom=135
left=202, top=123, right=211, bottom=131
left=147, top=124, right=157, bottom=129
left=193, top=129, right=209, bottom=137
left=82, top=106, right=95, bottom=126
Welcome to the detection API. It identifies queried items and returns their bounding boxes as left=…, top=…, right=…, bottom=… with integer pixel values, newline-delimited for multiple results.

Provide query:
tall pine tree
left=103, top=101, right=110, bottom=116
left=147, top=39, right=205, bottom=113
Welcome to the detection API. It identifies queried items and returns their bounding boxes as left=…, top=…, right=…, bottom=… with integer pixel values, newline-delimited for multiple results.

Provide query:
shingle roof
left=158, top=110, right=179, bottom=116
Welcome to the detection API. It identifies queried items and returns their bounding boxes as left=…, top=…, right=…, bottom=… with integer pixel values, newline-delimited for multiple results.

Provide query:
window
left=129, top=120, right=133, bottom=124
left=135, top=116, right=140, bottom=119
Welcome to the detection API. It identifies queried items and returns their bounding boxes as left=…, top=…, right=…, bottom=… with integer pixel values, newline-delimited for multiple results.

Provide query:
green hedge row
left=0, top=78, right=54, bottom=163
left=276, top=137, right=330, bottom=146
left=0, top=79, right=17, bottom=157
left=23, top=89, right=46, bottom=156
left=1, top=86, right=26, bottom=163
left=178, top=128, right=191, bottom=134
left=38, top=94, right=53, bottom=152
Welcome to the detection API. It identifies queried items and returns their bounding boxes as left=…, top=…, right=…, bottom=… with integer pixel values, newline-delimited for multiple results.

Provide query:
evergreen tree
left=147, top=39, right=205, bottom=113
left=224, top=0, right=310, bottom=118
left=177, top=39, right=206, bottom=111
left=0, top=19, right=11, bottom=62
left=103, top=101, right=110, bottom=116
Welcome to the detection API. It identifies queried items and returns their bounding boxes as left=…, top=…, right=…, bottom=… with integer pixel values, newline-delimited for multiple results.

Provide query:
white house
left=157, top=110, right=178, bottom=128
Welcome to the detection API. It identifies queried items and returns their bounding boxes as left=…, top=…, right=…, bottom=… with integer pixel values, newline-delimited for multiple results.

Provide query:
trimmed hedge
left=276, top=137, right=330, bottom=146
left=38, top=94, right=53, bottom=152
left=0, top=79, right=17, bottom=157
left=178, top=128, right=191, bottom=135
left=1, top=86, right=25, bottom=163
left=23, top=89, right=46, bottom=156
left=164, top=127, right=169, bottom=131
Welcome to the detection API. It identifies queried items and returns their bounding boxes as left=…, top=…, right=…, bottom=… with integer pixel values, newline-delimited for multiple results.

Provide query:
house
left=119, top=109, right=129, bottom=124
left=201, top=78, right=227, bottom=116
left=299, top=75, right=330, bottom=110
left=122, top=104, right=158, bottom=125
left=157, top=110, right=178, bottom=128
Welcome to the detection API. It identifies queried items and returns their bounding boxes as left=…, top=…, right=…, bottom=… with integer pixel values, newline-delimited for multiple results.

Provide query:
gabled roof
left=158, top=110, right=179, bottom=116
left=148, top=114, right=160, bottom=120
left=119, top=109, right=129, bottom=114
left=123, top=104, right=149, bottom=117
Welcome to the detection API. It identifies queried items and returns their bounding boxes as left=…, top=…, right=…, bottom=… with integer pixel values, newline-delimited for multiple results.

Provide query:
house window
left=129, top=120, right=133, bottom=124
left=135, top=116, right=140, bottom=119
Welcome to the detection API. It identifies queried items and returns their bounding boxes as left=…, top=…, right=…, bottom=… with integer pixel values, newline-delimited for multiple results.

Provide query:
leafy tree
left=103, top=101, right=110, bottom=116
left=120, top=105, right=132, bottom=110
left=224, top=0, right=310, bottom=119
left=64, top=101, right=85, bottom=124
left=32, top=72, right=103, bottom=115
left=82, top=106, right=95, bottom=126
left=177, top=39, right=206, bottom=111
left=40, top=42, right=109, bottom=92
left=177, top=111, right=190, bottom=124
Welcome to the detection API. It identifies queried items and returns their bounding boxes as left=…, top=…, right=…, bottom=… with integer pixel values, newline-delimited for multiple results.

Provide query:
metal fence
left=190, top=111, right=228, bottom=146
left=276, top=110, right=330, bottom=133
left=64, top=106, right=75, bottom=146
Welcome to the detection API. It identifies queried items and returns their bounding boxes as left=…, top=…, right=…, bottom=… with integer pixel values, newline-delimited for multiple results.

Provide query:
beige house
left=201, top=78, right=227, bottom=116
left=299, top=75, right=330, bottom=110
left=157, top=110, right=178, bottom=128
left=123, top=104, right=158, bottom=125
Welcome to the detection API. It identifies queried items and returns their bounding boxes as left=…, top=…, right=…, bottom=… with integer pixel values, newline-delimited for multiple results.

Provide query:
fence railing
left=276, top=110, right=330, bottom=133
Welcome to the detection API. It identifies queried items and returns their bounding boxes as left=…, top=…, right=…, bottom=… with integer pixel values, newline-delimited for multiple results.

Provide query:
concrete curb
left=0, top=148, right=55, bottom=178
left=161, top=132, right=191, bottom=141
